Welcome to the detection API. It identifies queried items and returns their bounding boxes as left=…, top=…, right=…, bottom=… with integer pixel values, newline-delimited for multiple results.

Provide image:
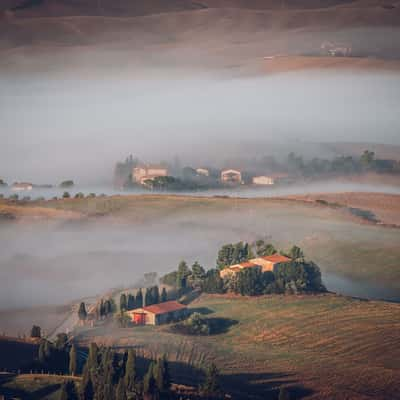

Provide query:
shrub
left=173, top=312, right=210, bottom=335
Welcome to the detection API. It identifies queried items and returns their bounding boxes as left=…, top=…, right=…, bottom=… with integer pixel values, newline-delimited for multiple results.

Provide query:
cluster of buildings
left=321, top=41, right=352, bottom=57
left=130, top=163, right=289, bottom=187
left=219, top=254, right=291, bottom=279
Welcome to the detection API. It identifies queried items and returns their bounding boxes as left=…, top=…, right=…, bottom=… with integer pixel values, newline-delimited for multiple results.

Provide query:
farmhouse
left=249, top=254, right=291, bottom=271
left=252, top=173, right=289, bottom=185
left=11, top=182, right=33, bottom=191
left=221, top=169, right=242, bottom=184
left=132, top=165, right=168, bottom=185
left=126, top=300, right=188, bottom=325
left=196, top=168, right=209, bottom=176
left=220, top=254, right=292, bottom=278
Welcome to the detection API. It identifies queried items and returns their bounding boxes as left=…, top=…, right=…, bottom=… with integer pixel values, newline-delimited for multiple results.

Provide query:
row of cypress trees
left=120, top=287, right=168, bottom=312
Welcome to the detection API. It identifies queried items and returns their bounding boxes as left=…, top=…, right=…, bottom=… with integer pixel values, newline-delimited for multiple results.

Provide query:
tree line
left=63, top=343, right=222, bottom=400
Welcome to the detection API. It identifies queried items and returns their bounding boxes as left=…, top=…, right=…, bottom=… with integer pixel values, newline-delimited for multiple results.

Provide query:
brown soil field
left=261, top=55, right=400, bottom=74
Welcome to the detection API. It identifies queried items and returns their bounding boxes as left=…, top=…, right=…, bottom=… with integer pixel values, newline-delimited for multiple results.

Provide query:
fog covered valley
left=1, top=195, right=399, bottom=316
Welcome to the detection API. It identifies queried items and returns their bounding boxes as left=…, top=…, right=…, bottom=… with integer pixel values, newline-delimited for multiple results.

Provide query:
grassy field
left=74, top=293, right=400, bottom=399
left=0, top=374, right=80, bottom=400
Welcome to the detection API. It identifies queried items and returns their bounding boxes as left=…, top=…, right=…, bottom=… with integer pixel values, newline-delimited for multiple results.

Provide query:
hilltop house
left=221, top=169, right=242, bottom=184
left=126, top=300, right=188, bottom=325
left=132, top=165, right=168, bottom=185
left=220, top=254, right=291, bottom=279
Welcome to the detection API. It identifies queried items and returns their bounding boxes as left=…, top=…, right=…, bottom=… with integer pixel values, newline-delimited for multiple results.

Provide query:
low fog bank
left=1, top=204, right=399, bottom=312
left=1, top=70, right=400, bottom=185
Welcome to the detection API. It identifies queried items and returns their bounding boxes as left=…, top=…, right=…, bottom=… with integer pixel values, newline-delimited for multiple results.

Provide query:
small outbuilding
left=127, top=300, right=188, bottom=325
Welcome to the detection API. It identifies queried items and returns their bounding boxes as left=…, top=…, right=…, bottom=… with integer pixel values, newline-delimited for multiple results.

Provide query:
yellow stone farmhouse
left=219, top=254, right=291, bottom=279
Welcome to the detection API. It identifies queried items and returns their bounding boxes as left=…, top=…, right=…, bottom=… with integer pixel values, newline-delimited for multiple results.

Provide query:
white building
left=132, top=165, right=168, bottom=184
left=196, top=168, right=209, bottom=177
left=221, top=169, right=242, bottom=184
left=11, top=182, right=33, bottom=191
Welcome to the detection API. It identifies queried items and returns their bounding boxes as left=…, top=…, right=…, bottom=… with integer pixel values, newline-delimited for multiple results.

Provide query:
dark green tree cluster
left=161, top=261, right=206, bottom=292
left=283, top=149, right=400, bottom=177
left=98, top=298, right=115, bottom=319
left=37, top=334, right=70, bottom=373
left=59, top=380, right=79, bottom=400
left=228, top=260, right=325, bottom=296
left=254, top=240, right=277, bottom=257
left=200, top=363, right=221, bottom=399
left=30, top=325, right=41, bottom=338
left=119, top=287, right=168, bottom=313
left=179, top=312, right=210, bottom=335
left=145, top=286, right=160, bottom=306
left=80, top=344, right=171, bottom=400
left=216, top=242, right=253, bottom=270
left=201, top=269, right=224, bottom=294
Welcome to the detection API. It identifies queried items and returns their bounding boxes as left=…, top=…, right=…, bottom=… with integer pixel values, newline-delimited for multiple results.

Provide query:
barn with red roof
left=126, top=300, right=188, bottom=325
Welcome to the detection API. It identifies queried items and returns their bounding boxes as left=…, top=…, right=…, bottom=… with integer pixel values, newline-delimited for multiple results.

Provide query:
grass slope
left=74, top=293, right=400, bottom=399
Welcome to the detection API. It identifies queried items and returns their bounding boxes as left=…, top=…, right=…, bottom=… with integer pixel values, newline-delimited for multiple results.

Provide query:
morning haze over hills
left=1, top=1, right=400, bottom=400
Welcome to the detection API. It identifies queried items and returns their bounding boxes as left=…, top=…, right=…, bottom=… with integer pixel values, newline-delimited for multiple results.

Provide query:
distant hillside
left=1, top=0, right=375, bottom=17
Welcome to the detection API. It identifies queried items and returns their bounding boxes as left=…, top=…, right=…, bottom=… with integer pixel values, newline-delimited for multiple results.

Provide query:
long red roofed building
left=126, top=300, right=188, bottom=325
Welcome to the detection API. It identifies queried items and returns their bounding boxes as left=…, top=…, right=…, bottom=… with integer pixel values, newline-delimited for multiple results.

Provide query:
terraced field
left=74, top=294, right=400, bottom=399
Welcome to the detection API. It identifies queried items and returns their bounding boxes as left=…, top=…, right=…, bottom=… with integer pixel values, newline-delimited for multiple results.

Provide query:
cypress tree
left=44, top=340, right=52, bottom=359
left=69, top=344, right=77, bottom=376
left=154, top=359, right=165, bottom=393
left=153, top=286, right=160, bottom=304
left=127, top=294, right=135, bottom=310
left=161, top=354, right=171, bottom=390
left=201, top=363, right=220, bottom=397
left=145, top=288, right=153, bottom=306
left=59, top=380, right=78, bottom=400
left=59, top=381, right=68, bottom=400
left=88, top=342, right=99, bottom=371
left=30, top=325, right=41, bottom=338
left=115, top=377, right=127, bottom=400
left=279, top=387, right=290, bottom=400
left=99, top=299, right=105, bottom=318
left=78, top=302, right=87, bottom=321
left=120, top=293, right=127, bottom=312
left=160, top=287, right=168, bottom=302
left=38, top=340, right=46, bottom=364
left=135, top=289, right=143, bottom=308
left=82, top=376, right=94, bottom=400
left=143, top=361, right=157, bottom=396
left=124, top=349, right=136, bottom=392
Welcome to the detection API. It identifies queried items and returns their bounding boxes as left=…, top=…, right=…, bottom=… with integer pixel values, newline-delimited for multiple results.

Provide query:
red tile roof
left=261, top=254, right=291, bottom=263
left=240, top=261, right=260, bottom=268
left=142, top=300, right=186, bottom=315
